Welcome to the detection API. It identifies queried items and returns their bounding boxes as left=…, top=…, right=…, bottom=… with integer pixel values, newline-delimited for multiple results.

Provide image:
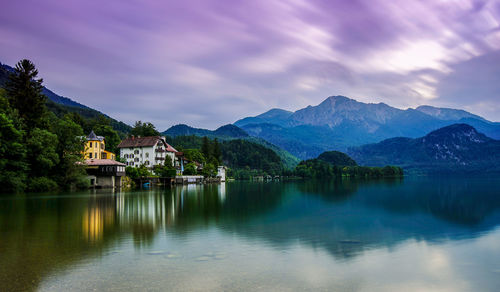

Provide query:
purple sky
left=1, top=0, right=500, bottom=129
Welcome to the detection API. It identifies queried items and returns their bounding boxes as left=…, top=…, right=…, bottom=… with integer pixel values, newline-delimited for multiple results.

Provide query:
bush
left=28, top=177, right=58, bottom=192
left=183, top=163, right=197, bottom=175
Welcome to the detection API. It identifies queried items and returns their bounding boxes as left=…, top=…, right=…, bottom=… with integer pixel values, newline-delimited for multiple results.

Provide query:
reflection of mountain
left=162, top=178, right=500, bottom=260
left=2, top=178, right=500, bottom=290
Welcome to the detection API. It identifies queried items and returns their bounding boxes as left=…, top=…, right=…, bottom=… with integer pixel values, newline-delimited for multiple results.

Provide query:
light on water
left=1, top=177, right=500, bottom=291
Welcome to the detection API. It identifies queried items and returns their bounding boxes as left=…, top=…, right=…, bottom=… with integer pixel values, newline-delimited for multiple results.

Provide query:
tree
left=94, top=124, right=120, bottom=154
left=0, top=113, right=28, bottom=192
left=5, top=59, right=46, bottom=130
left=183, top=163, right=197, bottom=175
left=317, top=151, right=357, bottom=166
left=153, top=156, right=176, bottom=177
left=183, top=149, right=206, bottom=164
left=201, top=163, right=216, bottom=177
left=213, top=138, right=221, bottom=165
left=130, top=121, right=160, bottom=137
left=50, top=115, right=87, bottom=188
left=201, top=136, right=211, bottom=160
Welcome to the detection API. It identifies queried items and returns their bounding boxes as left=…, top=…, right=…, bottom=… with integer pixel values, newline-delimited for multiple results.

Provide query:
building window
left=134, top=150, right=139, bottom=154
left=95, top=153, right=97, bottom=159
left=124, top=154, right=128, bottom=159
left=89, top=142, right=92, bottom=148
left=145, top=160, right=149, bottom=165
left=134, top=158, right=139, bottom=162
left=89, top=153, right=92, bottom=158
left=101, top=143, right=104, bottom=149
left=145, top=153, right=149, bottom=158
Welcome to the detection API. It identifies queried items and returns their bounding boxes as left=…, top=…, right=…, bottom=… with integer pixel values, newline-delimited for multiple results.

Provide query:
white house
left=117, top=136, right=178, bottom=168
left=217, top=166, right=227, bottom=182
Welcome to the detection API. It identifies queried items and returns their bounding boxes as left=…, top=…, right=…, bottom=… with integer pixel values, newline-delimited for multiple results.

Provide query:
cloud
left=1, top=0, right=500, bottom=129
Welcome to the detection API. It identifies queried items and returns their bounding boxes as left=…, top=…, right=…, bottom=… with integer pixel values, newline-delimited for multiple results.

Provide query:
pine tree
left=201, top=136, right=211, bottom=159
left=213, top=138, right=221, bottom=165
left=5, top=59, right=46, bottom=130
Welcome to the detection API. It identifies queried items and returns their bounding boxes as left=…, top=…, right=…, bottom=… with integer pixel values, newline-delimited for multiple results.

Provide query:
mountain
left=1, top=61, right=131, bottom=135
left=235, top=108, right=293, bottom=127
left=163, top=124, right=248, bottom=139
left=415, top=105, right=486, bottom=121
left=163, top=124, right=212, bottom=137
left=347, top=124, right=500, bottom=172
left=235, top=95, right=500, bottom=159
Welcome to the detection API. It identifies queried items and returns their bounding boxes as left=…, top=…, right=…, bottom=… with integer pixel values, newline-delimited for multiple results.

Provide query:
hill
left=0, top=61, right=131, bottom=135
left=347, top=124, right=500, bottom=172
left=317, top=151, right=357, bottom=166
left=235, top=96, right=500, bottom=159
left=164, top=124, right=248, bottom=139
left=163, top=124, right=300, bottom=169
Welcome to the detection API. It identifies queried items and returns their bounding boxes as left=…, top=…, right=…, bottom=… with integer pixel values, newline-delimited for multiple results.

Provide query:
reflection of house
left=117, top=136, right=178, bottom=168
left=83, top=130, right=116, bottom=160
left=85, top=159, right=126, bottom=188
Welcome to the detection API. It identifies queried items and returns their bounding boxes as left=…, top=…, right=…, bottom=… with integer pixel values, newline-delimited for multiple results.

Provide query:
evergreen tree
left=5, top=59, right=46, bottom=130
left=201, top=136, right=211, bottom=159
left=213, top=138, right=221, bottom=165
left=130, top=121, right=160, bottom=137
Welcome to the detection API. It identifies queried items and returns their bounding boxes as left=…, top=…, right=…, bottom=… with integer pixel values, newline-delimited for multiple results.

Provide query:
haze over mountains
left=235, top=96, right=500, bottom=159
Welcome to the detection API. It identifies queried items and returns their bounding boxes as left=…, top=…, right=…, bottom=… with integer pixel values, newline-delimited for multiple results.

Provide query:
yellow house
left=83, top=130, right=116, bottom=160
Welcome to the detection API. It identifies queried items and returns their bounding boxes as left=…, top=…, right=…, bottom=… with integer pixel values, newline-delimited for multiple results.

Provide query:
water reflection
left=1, top=177, right=500, bottom=291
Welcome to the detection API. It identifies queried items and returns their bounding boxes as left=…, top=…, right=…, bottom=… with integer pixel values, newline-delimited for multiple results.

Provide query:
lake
left=1, top=176, right=500, bottom=291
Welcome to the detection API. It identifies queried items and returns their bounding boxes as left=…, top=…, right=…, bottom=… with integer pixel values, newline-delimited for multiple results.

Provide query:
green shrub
left=28, top=177, right=58, bottom=192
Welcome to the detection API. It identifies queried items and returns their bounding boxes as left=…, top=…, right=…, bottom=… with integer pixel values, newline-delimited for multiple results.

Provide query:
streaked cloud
left=1, top=0, right=499, bottom=129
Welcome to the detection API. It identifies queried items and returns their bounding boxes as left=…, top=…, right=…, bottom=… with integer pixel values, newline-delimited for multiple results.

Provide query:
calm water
left=1, top=177, right=500, bottom=291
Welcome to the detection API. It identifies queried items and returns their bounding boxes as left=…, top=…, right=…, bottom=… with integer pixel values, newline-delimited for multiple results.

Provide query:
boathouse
left=85, top=159, right=126, bottom=188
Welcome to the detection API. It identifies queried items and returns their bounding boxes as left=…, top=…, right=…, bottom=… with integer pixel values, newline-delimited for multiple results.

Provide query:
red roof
left=84, top=159, right=126, bottom=166
left=117, top=136, right=178, bottom=152
left=117, top=136, right=163, bottom=148
left=166, top=143, right=178, bottom=153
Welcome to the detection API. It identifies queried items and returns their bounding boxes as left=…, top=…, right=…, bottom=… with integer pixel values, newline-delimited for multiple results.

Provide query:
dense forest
left=292, top=152, right=403, bottom=179
left=165, top=135, right=285, bottom=179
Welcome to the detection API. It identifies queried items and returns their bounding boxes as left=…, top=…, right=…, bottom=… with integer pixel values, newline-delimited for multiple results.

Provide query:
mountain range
left=347, top=124, right=500, bottom=172
left=235, top=96, right=500, bottom=159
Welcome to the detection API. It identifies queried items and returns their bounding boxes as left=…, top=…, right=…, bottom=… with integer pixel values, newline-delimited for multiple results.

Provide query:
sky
left=1, top=0, right=500, bottom=129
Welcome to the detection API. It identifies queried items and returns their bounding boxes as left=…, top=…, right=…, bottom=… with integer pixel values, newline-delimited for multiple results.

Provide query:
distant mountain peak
left=424, top=123, right=490, bottom=144
left=320, top=95, right=354, bottom=106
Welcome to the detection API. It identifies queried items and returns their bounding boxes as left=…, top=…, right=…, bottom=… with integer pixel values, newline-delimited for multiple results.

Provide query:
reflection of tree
left=2, top=177, right=500, bottom=290
left=162, top=182, right=288, bottom=232
left=0, top=190, right=167, bottom=291
left=0, top=193, right=121, bottom=291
